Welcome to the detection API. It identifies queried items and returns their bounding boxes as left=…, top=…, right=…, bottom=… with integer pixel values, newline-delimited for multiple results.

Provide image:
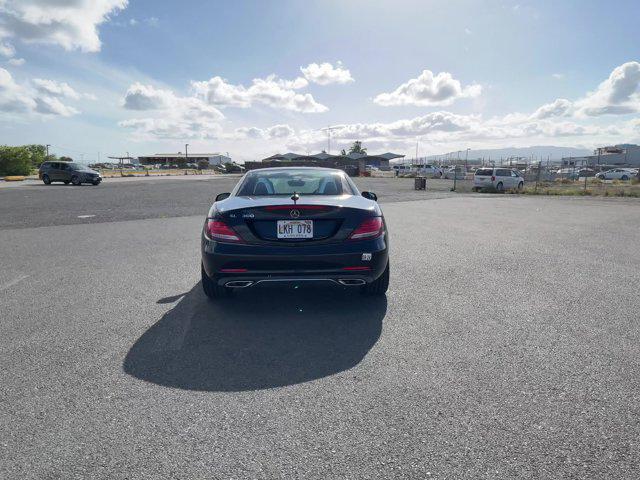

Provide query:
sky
left=1, top=0, right=640, bottom=162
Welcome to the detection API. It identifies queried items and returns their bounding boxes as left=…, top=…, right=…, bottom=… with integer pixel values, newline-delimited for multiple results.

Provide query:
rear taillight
left=206, top=220, right=242, bottom=242
left=491, top=175, right=496, bottom=181
left=348, top=217, right=384, bottom=241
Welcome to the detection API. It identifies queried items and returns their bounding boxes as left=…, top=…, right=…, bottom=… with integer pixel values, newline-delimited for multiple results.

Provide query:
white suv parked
left=473, top=167, right=524, bottom=192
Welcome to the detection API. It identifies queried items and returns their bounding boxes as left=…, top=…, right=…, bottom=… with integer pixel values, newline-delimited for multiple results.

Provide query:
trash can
left=414, top=176, right=426, bottom=190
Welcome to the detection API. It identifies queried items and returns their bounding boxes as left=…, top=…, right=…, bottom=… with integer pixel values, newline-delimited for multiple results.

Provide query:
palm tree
left=348, top=141, right=367, bottom=155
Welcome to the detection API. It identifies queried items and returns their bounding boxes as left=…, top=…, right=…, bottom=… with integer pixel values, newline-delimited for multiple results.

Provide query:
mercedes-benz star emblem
left=290, top=209, right=300, bottom=218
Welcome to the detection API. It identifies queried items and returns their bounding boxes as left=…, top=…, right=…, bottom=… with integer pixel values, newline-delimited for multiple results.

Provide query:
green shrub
left=0, top=146, right=32, bottom=176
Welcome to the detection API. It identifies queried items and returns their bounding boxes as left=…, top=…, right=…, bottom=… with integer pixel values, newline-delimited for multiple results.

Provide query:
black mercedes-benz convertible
left=201, top=167, right=389, bottom=299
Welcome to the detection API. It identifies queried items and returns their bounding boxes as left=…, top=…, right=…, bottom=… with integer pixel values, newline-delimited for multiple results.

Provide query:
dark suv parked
left=39, top=161, right=102, bottom=186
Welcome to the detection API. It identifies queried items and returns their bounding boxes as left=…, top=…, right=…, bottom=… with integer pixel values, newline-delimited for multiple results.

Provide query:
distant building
left=561, top=144, right=640, bottom=167
left=137, top=153, right=231, bottom=167
left=245, top=152, right=405, bottom=175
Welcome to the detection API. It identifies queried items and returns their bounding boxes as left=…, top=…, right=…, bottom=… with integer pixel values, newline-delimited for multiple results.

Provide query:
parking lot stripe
left=0, top=274, right=29, bottom=291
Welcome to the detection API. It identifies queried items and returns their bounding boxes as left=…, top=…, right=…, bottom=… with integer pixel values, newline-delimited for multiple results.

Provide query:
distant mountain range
left=425, top=146, right=593, bottom=162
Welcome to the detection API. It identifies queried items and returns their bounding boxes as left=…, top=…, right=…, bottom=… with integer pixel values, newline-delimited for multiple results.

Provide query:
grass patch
left=523, top=185, right=640, bottom=197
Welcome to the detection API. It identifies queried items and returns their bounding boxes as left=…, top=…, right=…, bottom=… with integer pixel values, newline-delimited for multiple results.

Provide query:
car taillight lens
left=349, top=217, right=384, bottom=241
left=491, top=175, right=496, bottom=181
left=206, top=220, right=242, bottom=242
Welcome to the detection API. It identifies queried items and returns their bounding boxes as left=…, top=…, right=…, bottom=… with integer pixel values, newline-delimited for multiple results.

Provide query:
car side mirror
left=361, top=191, right=377, bottom=201
left=215, top=192, right=230, bottom=202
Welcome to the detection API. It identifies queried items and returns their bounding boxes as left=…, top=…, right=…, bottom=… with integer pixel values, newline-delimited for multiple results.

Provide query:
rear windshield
left=475, top=169, right=493, bottom=176
left=237, top=169, right=353, bottom=196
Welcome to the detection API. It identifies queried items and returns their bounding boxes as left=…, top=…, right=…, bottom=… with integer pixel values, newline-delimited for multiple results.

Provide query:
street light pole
left=453, top=150, right=461, bottom=192
left=46, top=144, right=50, bottom=160
left=465, top=148, right=469, bottom=173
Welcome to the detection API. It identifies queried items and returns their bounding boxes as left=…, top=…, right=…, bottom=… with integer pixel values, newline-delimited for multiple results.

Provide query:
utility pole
left=46, top=144, right=50, bottom=160
left=321, top=126, right=339, bottom=154
left=327, top=127, right=330, bottom=153
left=465, top=148, right=469, bottom=173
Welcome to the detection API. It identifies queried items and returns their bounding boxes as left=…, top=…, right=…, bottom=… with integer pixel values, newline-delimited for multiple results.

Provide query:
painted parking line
left=77, top=215, right=96, bottom=219
left=0, top=274, right=29, bottom=291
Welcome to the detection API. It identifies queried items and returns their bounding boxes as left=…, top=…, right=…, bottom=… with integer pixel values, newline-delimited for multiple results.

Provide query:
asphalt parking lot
left=1, top=177, right=639, bottom=479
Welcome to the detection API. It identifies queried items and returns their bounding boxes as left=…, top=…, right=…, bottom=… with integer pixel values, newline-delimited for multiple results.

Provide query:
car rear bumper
left=202, top=236, right=388, bottom=287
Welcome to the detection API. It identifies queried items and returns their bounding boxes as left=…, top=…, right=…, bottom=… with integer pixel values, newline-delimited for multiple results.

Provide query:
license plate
left=277, top=220, right=313, bottom=239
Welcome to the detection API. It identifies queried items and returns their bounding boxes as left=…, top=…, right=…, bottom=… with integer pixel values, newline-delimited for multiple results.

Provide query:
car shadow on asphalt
left=123, top=284, right=386, bottom=392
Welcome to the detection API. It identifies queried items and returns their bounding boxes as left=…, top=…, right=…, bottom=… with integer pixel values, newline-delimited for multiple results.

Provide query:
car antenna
left=291, top=191, right=299, bottom=204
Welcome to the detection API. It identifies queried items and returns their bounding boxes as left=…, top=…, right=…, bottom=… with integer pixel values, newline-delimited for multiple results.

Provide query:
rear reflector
left=343, top=266, right=371, bottom=271
left=348, top=217, right=384, bottom=241
left=206, top=220, right=242, bottom=242
left=220, top=268, right=248, bottom=273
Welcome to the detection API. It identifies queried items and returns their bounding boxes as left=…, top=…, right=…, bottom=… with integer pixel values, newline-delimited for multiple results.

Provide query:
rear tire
left=496, top=182, right=504, bottom=192
left=621, top=175, right=629, bottom=181
left=71, top=175, right=81, bottom=186
left=518, top=181, right=524, bottom=191
left=92, top=180, right=101, bottom=186
left=362, top=261, right=389, bottom=296
left=42, top=174, right=51, bottom=185
left=201, top=263, right=231, bottom=300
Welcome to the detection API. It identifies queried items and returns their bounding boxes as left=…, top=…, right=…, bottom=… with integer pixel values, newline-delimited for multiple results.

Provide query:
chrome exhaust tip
left=338, top=279, right=366, bottom=286
left=225, top=280, right=254, bottom=288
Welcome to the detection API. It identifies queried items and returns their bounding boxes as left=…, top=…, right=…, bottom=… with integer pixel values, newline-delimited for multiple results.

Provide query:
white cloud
left=530, top=98, right=572, bottom=119
left=0, top=68, right=80, bottom=117
left=300, top=62, right=354, bottom=85
left=551, top=73, right=565, bottom=80
left=374, top=70, right=482, bottom=107
left=0, top=67, right=36, bottom=113
left=234, top=126, right=265, bottom=140
left=7, top=57, right=24, bottom=66
left=267, top=124, right=295, bottom=138
left=0, top=42, right=15, bottom=57
left=119, top=117, right=223, bottom=140
left=33, top=78, right=81, bottom=100
left=192, top=76, right=250, bottom=108
left=192, top=74, right=327, bottom=113
left=526, top=62, right=640, bottom=120
left=574, top=61, right=640, bottom=116
left=0, top=0, right=128, bottom=52
left=120, top=82, right=225, bottom=140
left=123, top=82, right=176, bottom=110
left=34, top=96, right=78, bottom=116
left=122, top=82, right=223, bottom=118
left=279, top=109, right=629, bottom=155
left=234, top=124, right=295, bottom=140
